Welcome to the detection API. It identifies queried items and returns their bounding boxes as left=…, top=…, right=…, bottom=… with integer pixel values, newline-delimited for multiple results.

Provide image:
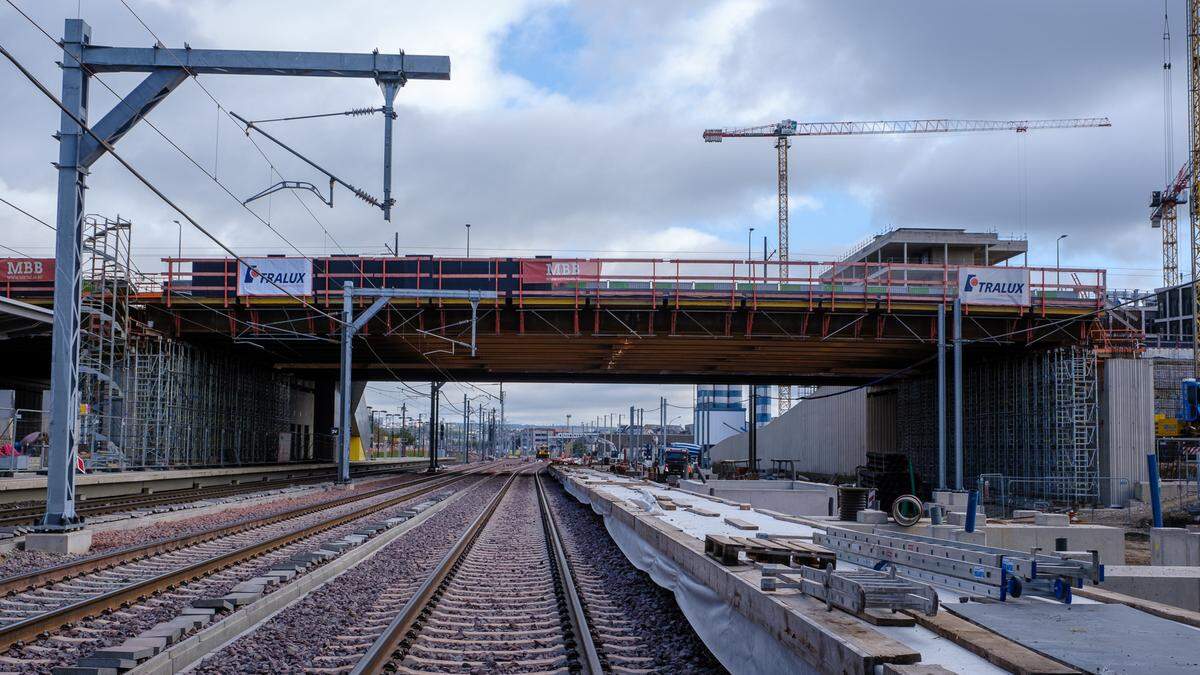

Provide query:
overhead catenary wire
left=2, top=1, right=326, bottom=265
left=0, top=196, right=55, bottom=231
left=0, top=40, right=343, bottom=324
left=247, top=106, right=385, bottom=125
left=113, top=0, right=370, bottom=260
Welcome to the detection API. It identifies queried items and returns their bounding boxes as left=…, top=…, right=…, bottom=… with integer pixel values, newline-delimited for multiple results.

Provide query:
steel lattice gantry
left=41, top=18, right=449, bottom=530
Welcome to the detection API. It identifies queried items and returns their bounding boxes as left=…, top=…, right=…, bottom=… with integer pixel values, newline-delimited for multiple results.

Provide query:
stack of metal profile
left=814, top=526, right=1104, bottom=603
left=761, top=564, right=939, bottom=617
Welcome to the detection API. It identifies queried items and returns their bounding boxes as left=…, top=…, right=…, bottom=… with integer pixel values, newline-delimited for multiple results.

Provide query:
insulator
left=345, top=107, right=380, bottom=117
left=353, top=188, right=381, bottom=206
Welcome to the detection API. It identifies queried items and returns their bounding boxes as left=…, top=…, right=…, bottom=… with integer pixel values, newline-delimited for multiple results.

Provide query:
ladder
left=761, top=563, right=939, bottom=617
left=814, top=526, right=1103, bottom=604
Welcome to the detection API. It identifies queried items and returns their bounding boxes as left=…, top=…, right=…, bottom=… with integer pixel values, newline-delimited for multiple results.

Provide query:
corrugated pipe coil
left=891, top=494, right=923, bottom=527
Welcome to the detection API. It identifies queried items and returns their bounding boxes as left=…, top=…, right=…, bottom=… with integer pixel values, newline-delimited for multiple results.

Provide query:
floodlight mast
left=42, top=19, right=449, bottom=531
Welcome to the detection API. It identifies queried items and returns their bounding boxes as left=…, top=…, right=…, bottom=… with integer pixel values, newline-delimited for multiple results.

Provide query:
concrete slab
left=1034, top=512, right=1070, bottom=526
left=1151, top=527, right=1200, bottom=566
left=985, top=523, right=1125, bottom=565
left=857, top=509, right=888, bottom=524
left=92, top=639, right=161, bottom=660
left=191, top=598, right=234, bottom=611
left=50, top=667, right=118, bottom=675
left=24, top=529, right=92, bottom=554
left=1100, top=565, right=1200, bottom=613
left=76, top=655, right=139, bottom=669
left=949, top=602, right=1197, bottom=674
left=678, top=478, right=837, bottom=517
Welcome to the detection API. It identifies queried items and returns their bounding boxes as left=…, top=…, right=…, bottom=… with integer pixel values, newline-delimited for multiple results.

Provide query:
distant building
left=694, top=384, right=746, bottom=447
left=837, top=227, right=1027, bottom=270
left=518, top=427, right=552, bottom=452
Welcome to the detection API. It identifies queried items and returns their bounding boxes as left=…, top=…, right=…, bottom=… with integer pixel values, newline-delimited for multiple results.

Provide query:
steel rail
left=535, top=470, right=604, bottom=674
left=0, top=468, right=487, bottom=652
left=351, top=466, right=535, bottom=675
left=0, top=468, right=470, bottom=598
left=0, top=467, right=390, bottom=527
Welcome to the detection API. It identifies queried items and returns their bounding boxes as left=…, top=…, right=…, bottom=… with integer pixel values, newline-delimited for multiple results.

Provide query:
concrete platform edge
left=554, top=469, right=915, bottom=675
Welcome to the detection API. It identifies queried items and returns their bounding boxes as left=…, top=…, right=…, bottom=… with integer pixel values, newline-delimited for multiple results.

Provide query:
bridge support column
left=953, top=297, right=963, bottom=490
left=428, top=382, right=442, bottom=472
left=314, top=377, right=336, bottom=462
left=938, top=303, right=946, bottom=490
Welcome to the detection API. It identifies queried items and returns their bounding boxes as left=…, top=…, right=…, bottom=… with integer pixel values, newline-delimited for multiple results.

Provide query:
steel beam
left=339, top=282, right=354, bottom=483
left=43, top=19, right=92, bottom=530
left=78, top=68, right=189, bottom=167
left=937, top=302, right=946, bottom=490
left=953, top=297, right=963, bottom=490
left=81, top=46, right=450, bottom=79
left=380, top=80, right=400, bottom=220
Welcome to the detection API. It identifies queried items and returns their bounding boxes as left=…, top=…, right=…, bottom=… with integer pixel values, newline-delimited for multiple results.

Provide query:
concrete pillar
left=339, top=381, right=368, bottom=464
left=313, top=377, right=336, bottom=462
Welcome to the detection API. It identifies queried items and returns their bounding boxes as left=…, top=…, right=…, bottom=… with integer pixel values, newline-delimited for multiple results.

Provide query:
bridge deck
left=5, top=257, right=1114, bottom=384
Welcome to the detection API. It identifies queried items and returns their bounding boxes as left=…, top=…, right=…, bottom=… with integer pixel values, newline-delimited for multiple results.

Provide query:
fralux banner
left=957, top=266, right=1030, bottom=306
left=237, top=257, right=312, bottom=297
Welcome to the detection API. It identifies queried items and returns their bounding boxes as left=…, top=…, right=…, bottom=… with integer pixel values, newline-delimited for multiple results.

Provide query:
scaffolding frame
left=899, top=346, right=1099, bottom=506
left=78, top=215, right=132, bottom=467
left=126, top=337, right=295, bottom=468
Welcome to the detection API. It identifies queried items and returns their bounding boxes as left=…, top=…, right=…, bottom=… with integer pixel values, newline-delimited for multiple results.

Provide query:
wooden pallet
left=705, top=534, right=746, bottom=565
left=770, top=539, right=837, bottom=569
left=706, top=534, right=836, bottom=568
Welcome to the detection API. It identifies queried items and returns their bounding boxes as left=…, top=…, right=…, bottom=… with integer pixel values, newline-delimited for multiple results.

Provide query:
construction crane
left=1150, top=160, right=1188, bottom=287
left=1155, top=1, right=1184, bottom=289
left=1191, top=0, right=1200, bottom=378
left=704, top=116, right=1111, bottom=413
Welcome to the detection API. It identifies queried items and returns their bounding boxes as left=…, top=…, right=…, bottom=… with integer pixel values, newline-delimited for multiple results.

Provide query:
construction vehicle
left=658, top=442, right=702, bottom=480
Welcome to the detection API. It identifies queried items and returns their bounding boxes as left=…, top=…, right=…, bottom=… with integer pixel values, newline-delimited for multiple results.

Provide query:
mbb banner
left=957, top=266, right=1030, bottom=307
left=0, top=258, right=54, bottom=282
left=520, top=259, right=602, bottom=284
left=237, top=257, right=312, bottom=297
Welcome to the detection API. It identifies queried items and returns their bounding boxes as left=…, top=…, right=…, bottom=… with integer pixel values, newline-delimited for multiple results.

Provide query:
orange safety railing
left=132, top=256, right=1106, bottom=314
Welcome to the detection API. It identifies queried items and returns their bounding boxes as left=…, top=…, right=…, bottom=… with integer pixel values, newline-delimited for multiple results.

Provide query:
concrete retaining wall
left=708, top=386, right=867, bottom=477
left=1151, top=527, right=1200, bottom=566
left=1100, top=566, right=1200, bottom=612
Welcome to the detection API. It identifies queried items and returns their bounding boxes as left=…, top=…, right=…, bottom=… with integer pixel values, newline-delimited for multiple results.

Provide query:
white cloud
left=0, top=1, right=1180, bottom=420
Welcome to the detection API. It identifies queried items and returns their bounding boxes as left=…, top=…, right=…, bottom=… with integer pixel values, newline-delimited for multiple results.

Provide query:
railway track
left=0, top=466, right=489, bottom=654
left=0, top=464, right=414, bottom=528
left=353, top=470, right=605, bottom=674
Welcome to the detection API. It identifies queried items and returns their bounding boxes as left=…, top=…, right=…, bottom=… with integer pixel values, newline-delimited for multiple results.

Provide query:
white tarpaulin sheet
left=957, top=266, right=1030, bottom=306
left=237, top=257, right=312, bottom=297
left=558, top=470, right=1004, bottom=674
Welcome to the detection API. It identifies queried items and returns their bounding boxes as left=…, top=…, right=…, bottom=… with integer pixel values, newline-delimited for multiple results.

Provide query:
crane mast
left=1150, top=161, right=1188, bottom=287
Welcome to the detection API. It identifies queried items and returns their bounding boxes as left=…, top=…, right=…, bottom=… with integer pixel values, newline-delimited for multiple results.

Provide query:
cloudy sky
left=0, top=1, right=1181, bottom=424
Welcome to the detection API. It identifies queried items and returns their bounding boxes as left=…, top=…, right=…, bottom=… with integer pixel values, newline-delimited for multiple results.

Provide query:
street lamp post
left=173, top=219, right=182, bottom=260
left=1056, top=234, right=1068, bottom=288
left=465, top=223, right=471, bottom=258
